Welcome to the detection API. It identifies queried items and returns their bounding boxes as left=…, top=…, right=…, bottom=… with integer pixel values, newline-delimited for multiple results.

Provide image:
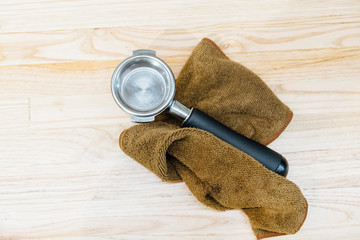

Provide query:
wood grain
left=0, top=0, right=360, bottom=239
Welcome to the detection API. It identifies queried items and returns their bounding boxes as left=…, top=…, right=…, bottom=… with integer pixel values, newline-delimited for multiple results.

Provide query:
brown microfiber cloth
left=119, top=38, right=307, bottom=239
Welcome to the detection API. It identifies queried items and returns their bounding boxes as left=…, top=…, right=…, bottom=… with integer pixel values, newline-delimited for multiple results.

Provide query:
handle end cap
left=275, top=156, right=289, bottom=177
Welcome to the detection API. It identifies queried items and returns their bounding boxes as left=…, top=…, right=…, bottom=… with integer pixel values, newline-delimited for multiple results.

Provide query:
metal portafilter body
left=111, top=50, right=289, bottom=177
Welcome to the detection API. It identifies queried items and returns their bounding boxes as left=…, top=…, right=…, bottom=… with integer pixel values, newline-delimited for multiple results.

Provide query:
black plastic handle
left=182, top=108, right=288, bottom=176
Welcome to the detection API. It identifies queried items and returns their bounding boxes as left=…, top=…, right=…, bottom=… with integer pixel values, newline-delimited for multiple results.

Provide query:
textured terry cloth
left=119, top=38, right=307, bottom=239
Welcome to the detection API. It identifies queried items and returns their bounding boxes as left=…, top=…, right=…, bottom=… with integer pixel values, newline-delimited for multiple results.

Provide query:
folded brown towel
left=119, top=38, right=307, bottom=239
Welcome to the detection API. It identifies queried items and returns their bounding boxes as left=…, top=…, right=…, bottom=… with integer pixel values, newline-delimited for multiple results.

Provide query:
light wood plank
left=0, top=22, right=360, bottom=67
left=1, top=1, right=360, bottom=34
left=0, top=47, right=359, bottom=98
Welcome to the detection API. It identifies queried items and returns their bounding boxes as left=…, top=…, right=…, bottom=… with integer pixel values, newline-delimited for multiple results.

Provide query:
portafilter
left=111, top=50, right=288, bottom=176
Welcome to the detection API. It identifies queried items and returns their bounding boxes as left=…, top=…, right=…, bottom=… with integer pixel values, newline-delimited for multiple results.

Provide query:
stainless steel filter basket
left=111, top=50, right=176, bottom=122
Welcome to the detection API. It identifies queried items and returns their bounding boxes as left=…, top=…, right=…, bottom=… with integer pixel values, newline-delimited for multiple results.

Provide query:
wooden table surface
left=1, top=1, right=359, bottom=239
